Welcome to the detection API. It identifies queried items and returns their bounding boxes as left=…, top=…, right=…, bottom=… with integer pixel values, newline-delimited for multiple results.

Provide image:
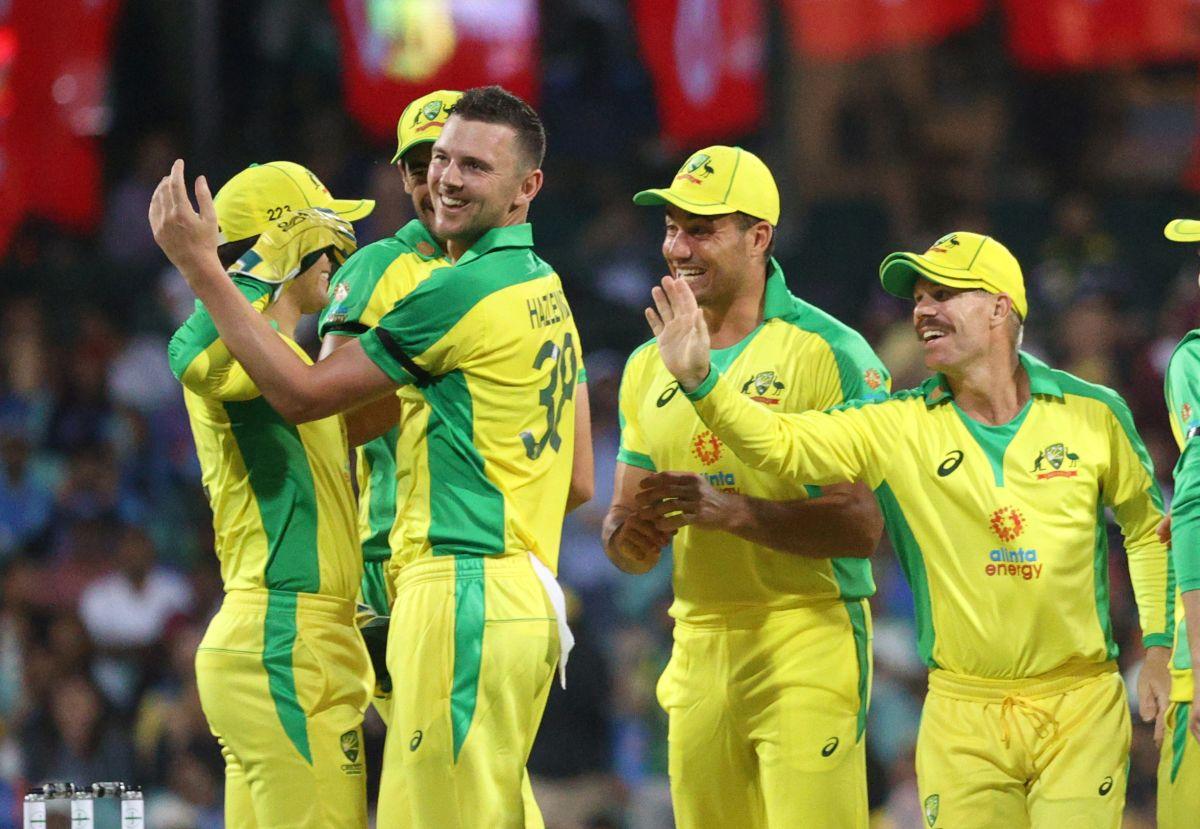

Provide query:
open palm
left=645, top=275, right=711, bottom=391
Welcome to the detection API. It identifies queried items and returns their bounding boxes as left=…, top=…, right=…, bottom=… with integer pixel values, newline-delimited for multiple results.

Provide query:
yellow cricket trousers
left=195, top=589, right=373, bottom=829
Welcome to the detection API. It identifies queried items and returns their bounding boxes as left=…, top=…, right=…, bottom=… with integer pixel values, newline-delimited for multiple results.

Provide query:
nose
left=663, top=231, right=690, bottom=262
left=438, top=159, right=463, bottom=191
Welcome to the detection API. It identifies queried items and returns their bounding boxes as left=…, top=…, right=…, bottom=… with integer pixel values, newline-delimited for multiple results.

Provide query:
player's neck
left=265, top=294, right=301, bottom=339
left=946, top=350, right=1029, bottom=425
left=703, top=277, right=766, bottom=349
left=446, top=206, right=529, bottom=263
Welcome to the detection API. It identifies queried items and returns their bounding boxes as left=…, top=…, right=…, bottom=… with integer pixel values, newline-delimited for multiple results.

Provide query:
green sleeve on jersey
left=578, top=366, right=588, bottom=384
left=616, top=341, right=656, bottom=471
left=167, top=277, right=274, bottom=398
left=1172, top=444, right=1200, bottom=593
left=360, top=248, right=553, bottom=386
left=317, top=239, right=402, bottom=339
left=1167, top=339, right=1200, bottom=593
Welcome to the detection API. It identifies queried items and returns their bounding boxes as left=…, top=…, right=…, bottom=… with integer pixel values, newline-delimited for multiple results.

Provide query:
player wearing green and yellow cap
left=646, top=230, right=1174, bottom=828
left=604, top=146, right=889, bottom=828
left=1152, top=219, right=1200, bottom=828
left=167, top=162, right=375, bottom=828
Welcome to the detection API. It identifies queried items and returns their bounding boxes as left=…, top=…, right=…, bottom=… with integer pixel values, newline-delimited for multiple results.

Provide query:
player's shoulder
left=622, top=337, right=660, bottom=373
left=1029, top=353, right=1136, bottom=426
left=771, top=294, right=879, bottom=364
left=1168, top=329, right=1200, bottom=376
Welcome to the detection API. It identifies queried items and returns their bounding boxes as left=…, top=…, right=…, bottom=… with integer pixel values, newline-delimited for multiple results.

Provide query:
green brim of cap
left=1165, top=219, right=1200, bottom=242
left=632, top=188, right=735, bottom=216
left=390, top=137, right=436, bottom=165
left=329, top=198, right=375, bottom=221
left=879, top=252, right=989, bottom=299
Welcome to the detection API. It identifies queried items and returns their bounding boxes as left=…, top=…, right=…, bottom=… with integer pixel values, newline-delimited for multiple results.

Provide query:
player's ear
left=514, top=168, right=543, bottom=209
left=992, top=293, right=1014, bottom=327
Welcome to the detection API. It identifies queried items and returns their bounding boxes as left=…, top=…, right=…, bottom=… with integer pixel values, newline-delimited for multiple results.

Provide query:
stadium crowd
left=3, top=2, right=1200, bottom=827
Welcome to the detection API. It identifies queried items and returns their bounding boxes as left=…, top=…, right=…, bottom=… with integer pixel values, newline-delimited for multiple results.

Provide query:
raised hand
left=149, top=159, right=221, bottom=281
left=645, top=275, right=711, bottom=392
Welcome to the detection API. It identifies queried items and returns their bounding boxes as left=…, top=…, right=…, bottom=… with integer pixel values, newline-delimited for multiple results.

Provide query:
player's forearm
left=185, top=254, right=322, bottom=421
left=567, top=383, right=595, bottom=513
left=690, top=369, right=862, bottom=485
left=1185, top=590, right=1200, bottom=690
left=719, top=485, right=882, bottom=558
left=1173, top=447, right=1200, bottom=592
left=1125, top=529, right=1173, bottom=647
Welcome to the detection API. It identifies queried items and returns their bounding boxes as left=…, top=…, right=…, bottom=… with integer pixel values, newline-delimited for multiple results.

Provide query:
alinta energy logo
left=691, top=430, right=722, bottom=465
left=986, top=506, right=1042, bottom=580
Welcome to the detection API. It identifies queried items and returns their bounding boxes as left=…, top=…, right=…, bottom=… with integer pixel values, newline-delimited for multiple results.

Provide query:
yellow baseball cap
left=632, top=146, right=780, bottom=225
left=880, top=231, right=1028, bottom=319
left=214, top=161, right=374, bottom=244
left=391, top=89, right=462, bottom=164
left=1165, top=219, right=1200, bottom=242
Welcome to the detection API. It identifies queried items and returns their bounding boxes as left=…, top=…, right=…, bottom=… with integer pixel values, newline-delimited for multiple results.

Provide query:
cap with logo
left=632, top=145, right=780, bottom=226
left=1165, top=219, right=1200, bottom=242
left=879, top=231, right=1027, bottom=319
left=392, top=89, right=462, bottom=164
left=214, top=161, right=374, bottom=244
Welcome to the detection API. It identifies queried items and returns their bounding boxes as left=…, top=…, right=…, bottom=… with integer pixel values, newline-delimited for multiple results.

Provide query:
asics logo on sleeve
left=657, top=381, right=681, bottom=407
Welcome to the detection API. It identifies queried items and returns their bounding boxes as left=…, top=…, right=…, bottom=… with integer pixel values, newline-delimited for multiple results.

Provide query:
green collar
left=761, top=258, right=794, bottom=319
left=394, top=219, right=444, bottom=260
left=923, top=351, right=1064, bottom=407
left=453, top=223, right=534, bottom=266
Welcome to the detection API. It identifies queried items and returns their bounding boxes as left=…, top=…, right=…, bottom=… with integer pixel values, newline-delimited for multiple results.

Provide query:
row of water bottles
left=23, top=781, right=144, bottom=828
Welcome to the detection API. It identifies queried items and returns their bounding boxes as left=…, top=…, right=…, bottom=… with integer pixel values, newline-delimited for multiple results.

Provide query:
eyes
left=664, top=223, right=713, bottom=240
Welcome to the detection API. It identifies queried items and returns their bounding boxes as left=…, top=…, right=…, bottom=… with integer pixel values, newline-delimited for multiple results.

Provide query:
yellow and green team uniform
left=168, top=279, right=372, bottom=829
left=318, top=219, right=448, bottom=616
left=357, top=224, right=579, bottom=828
left=618, top=262, right=888, bottom=828
left=1160, top=330, right=1200, bottom=828
left=683, top=351, right=1172, bottom=829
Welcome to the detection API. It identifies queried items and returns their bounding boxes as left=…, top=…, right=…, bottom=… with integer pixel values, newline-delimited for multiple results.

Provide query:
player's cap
left=1165, top=219, right=1200, bottom=242
left=214, top=161, right=374, bottom=244
left=632, top=146, right=780, bottom=225
left=880, top=231, right=1027, bottom=319
left=392, top=89, right=463, bottom=164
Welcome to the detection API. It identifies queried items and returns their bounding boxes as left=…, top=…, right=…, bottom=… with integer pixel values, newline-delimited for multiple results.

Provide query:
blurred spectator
left=78, top=525, right=193, bottom=710
left=0, top=429, right=55, bottom=558
left=101, top=131, right=179, bottom=273
left=20, top=674, right=135, bottom=786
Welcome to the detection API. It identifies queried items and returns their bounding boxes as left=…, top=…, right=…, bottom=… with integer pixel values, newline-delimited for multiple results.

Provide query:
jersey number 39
left=521, top=333, right=578, bottom=460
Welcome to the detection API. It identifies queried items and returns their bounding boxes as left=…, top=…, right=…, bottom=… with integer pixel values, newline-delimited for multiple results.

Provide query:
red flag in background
left=331, top=0, right=539, bottom=142
left=1004, top=0, right=1200, bottom=71
left=633, top=0, right=766, bottom=149
left=1, top=0, right=119, bottom=253
left=783, top=0, right=985, bottom=61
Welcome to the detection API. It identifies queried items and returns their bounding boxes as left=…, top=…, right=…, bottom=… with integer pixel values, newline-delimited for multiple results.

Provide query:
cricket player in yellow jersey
left=645, top=231, right=1174, bottom=829
left=602, top=146, right=887, bottom=828
left=166, top=162, right=375, bottom=828
left=151, top=86, right=581, bottom=828
left=1153, top=218, right=1200, bottom=827
left=318, top=91, right=593, bottom=734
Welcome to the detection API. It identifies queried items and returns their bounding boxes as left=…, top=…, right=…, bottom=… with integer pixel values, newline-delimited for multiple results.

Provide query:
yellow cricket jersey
left=167, top=278, right=361, bottom=600
left=358, top=224, right=579, bottom=574
left=685, top=352, right=1172, bottom=680
left=1165, top=330, right=1200, bottom=701
left=618, top=261, right=891, bottom=622
left=317, top=219, right=448, bottom=565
